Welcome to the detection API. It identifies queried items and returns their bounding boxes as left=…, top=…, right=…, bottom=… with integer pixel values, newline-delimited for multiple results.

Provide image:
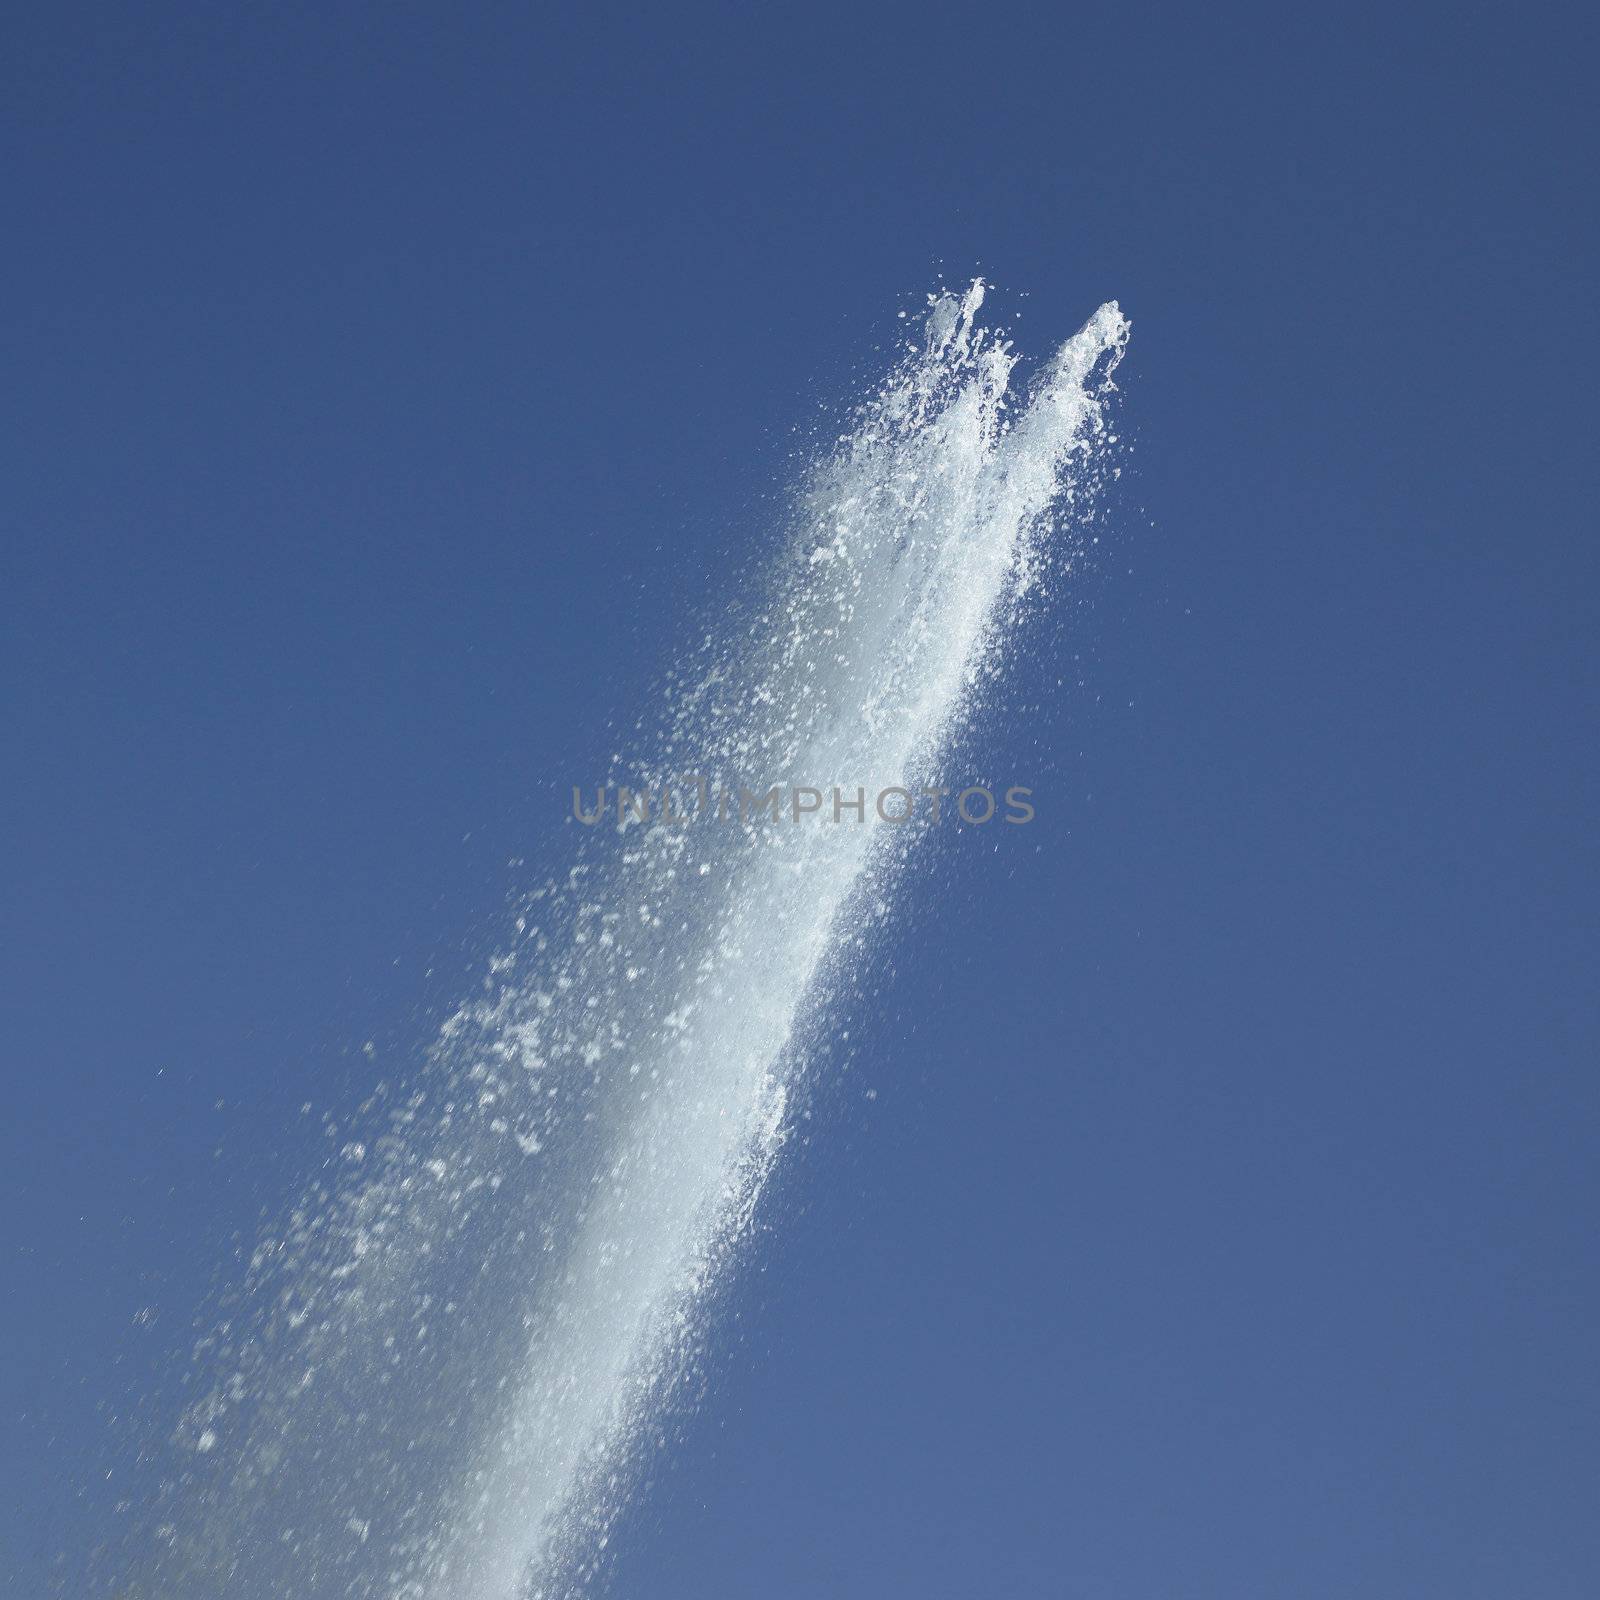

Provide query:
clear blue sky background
left=3, top=3, right=1597, bottom=1595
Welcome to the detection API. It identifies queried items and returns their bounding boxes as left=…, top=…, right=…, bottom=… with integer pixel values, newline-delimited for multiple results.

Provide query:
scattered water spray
left=119, top=282, right=1130, bottom=1598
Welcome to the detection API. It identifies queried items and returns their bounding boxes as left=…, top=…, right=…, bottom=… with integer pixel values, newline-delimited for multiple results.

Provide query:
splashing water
left=121, top=283, right=1129, bottom=1598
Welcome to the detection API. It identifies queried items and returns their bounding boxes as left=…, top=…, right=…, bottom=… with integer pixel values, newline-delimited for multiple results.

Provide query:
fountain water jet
left=126, top=282, right=1130, bottom=1600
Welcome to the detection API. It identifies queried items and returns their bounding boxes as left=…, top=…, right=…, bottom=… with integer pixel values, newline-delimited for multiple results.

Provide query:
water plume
left=121, top=282, right=1130, bottom=1599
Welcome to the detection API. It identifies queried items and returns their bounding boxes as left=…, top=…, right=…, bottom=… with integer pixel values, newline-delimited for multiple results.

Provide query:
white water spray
left=124, top=283, right=1129, bottom=1598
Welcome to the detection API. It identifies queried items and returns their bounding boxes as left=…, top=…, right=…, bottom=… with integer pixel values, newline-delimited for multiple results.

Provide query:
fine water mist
left=117, top=283, right=1130, bottom=1598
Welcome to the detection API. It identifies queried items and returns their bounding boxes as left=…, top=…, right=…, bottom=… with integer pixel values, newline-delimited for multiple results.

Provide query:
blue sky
left=3, top=3, right=1597, bottom=1595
